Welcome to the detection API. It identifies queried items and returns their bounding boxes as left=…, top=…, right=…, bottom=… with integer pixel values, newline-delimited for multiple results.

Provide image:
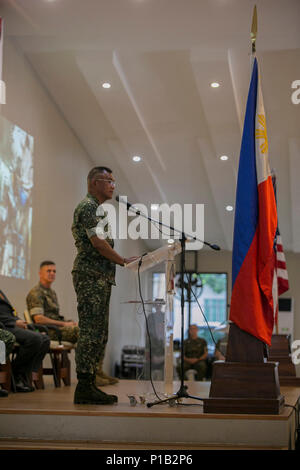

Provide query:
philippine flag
left=229, top=57, right=278, bottom=346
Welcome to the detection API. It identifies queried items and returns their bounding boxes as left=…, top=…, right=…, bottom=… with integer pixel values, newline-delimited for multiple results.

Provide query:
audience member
left=0, top=290, right=50, bottom=392
left=177, top=324, right=208, bottom=381
left=0, top=325, right=16, bottom=397
left=26, top=261, right=79, bottom=344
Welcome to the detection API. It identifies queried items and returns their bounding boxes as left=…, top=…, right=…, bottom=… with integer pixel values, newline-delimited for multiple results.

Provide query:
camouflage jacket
left=71, top=193, right=116, bottom=284
left=184, top=337, right=207, bottom=359
left=0, top=328, right=16, bottom=360
left=26, top=282, right=64, bottom=322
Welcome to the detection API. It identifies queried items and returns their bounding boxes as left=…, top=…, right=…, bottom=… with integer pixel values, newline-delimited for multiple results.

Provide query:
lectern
left=126, top=242, right=181, bottom=394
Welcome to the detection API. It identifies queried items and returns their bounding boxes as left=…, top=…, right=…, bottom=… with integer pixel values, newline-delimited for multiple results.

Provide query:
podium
left=125, top=243, right=181, bottom=394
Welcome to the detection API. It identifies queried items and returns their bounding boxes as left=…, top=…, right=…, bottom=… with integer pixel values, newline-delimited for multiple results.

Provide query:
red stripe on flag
left=230, top=230, right=275, bottom=346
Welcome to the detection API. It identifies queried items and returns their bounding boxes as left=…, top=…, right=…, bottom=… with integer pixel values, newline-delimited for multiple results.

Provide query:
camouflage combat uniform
left=26, top=283, right=79, bottom=344
left=0, top=328, right=16, bottom=361
left=177, top=337, right=208, bottom=381
left=71, top=193, right=116, bottom=377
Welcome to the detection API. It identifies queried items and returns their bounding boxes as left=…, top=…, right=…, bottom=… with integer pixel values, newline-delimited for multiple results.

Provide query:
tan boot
left=96, top=359, right=119, bottom=385
left=95, top=374, right=110, bottom=386
left=99, top=370, right=119, bottom=385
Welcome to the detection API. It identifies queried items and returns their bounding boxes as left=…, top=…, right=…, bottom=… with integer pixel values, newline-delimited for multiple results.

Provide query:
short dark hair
left=87, top=166, right=112, bottom=182
left=40, top=260, right=56, bottom=269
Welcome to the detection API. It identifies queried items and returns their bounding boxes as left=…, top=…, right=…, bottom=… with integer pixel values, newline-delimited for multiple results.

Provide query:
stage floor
left=0, top=378, right=299, bottom=449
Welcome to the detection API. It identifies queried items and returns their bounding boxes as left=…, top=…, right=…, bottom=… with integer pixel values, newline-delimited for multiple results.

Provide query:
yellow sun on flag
left=255, top=114, right=268, bottom=154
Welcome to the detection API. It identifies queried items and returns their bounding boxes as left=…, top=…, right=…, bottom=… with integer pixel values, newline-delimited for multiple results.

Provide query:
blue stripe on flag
left=232, top=58, right=259, bottom=287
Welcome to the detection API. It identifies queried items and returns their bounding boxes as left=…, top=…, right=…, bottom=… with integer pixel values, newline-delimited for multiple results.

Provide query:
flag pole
left=203, top=4, right=285, bottom=415
left=250, top=5, right=257, bottom=73
left=271, top=169, right=278, bottom=334
left=251, top=5, right=257, bottom=55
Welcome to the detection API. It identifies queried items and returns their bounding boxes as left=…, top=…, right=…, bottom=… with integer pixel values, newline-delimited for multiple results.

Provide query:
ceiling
left=1, top=0, right=300, bottom=253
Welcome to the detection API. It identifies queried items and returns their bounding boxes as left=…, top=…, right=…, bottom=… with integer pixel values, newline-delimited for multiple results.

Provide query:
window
left=152, top=272, right=228, bottom=353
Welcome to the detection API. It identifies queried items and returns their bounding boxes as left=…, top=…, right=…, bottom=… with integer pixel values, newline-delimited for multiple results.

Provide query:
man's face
left=189, top=325, right=198, bottom=339
left=39, top=264, right=56, bottom=285
left=95, top=170, right=115, bottom=201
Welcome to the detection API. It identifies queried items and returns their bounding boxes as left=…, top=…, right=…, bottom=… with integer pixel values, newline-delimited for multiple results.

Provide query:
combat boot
left=0, top=385, right=8, bottom=397
left=96, top=359, right=119, bottom=385
left=92, top=383, right=118, bottom=403
left=74, top=373, right=117, bottom=405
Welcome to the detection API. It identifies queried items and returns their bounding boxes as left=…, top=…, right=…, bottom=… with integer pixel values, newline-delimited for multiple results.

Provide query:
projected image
left=0, top=116, right=34, bottom=279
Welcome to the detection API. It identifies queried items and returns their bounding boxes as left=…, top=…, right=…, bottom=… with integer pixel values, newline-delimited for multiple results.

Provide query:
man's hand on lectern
left=123, top=256, right=140, bottom=265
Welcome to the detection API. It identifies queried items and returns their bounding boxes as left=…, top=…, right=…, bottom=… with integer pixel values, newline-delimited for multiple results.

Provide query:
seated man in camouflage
left=0, top=325, right=16, bottom=397
left=26, top=261, right=79, bottom=344
left=177, top=324, right=208, bottom=381
left=0, top=293, right=50, bottom=393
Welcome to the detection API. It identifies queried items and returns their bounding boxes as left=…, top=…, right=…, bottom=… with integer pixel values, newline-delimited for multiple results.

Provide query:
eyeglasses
left=95, top=179, right=116, bottom=187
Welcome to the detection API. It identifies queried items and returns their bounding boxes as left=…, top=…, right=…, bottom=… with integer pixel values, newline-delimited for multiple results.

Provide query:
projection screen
left=0, top=115, right=34, bottom=280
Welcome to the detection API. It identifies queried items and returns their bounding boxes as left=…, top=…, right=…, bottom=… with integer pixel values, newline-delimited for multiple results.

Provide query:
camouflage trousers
left=72, top=272, right=111, bottom=377
left=177, top=359, right=207, bottom=381
left=0, top=329, right=16, bottom=359
left=48, top=325, right=79, bottom=344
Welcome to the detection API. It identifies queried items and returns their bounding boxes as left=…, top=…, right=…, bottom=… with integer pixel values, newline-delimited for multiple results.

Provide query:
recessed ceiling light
left=226, top=205, right=234, bottom=212
left=168, top=239, right=175, bottom=244
left=210, top=82, right=220, bottom=88
left=132, top=155, right=141, bottom=162
left=220, top=155, right=229, bottom=161
left=102, top=82, right=111, bottom=89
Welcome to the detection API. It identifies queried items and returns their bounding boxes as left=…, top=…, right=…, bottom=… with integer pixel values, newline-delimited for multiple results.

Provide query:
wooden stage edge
left=0, top=438, right=289, bottom=451
left=0, top=379, right=299, bottom=449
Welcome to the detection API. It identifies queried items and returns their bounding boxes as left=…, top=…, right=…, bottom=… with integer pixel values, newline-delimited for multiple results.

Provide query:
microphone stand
left=117, top=197, right=220, bottom=407
left=147, top=233, right=208, bottom=408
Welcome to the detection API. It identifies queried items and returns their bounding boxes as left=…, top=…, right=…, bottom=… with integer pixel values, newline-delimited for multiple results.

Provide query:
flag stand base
left=203, top=323, right=285, bottom=415
left=269, top=334, right=300, bottom=386
left=203, top=361, right=285, bottom=414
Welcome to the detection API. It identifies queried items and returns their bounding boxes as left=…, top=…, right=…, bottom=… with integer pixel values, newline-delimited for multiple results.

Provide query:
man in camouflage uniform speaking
left=71, top=166, right=138, bottom=405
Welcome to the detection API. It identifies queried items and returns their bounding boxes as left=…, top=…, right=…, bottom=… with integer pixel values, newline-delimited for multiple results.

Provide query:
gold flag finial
left=251, top=5, right=257, bottom=53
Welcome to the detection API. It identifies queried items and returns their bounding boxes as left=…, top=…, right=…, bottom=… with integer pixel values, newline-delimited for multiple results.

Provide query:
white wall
left=0, top=38, right=92, bottom=317
left=0, top=37, right=148, bottom=375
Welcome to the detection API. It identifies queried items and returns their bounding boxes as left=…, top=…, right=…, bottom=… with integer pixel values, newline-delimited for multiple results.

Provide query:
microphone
left=187, top=235, right=220, bottom=251
left=210, top=244, right=221, bottom=251
left=116, top=195, right=141, bottom=215
left=116, top=195, right=221, bottom=251
left=138, top=252, right=148, bottom=267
